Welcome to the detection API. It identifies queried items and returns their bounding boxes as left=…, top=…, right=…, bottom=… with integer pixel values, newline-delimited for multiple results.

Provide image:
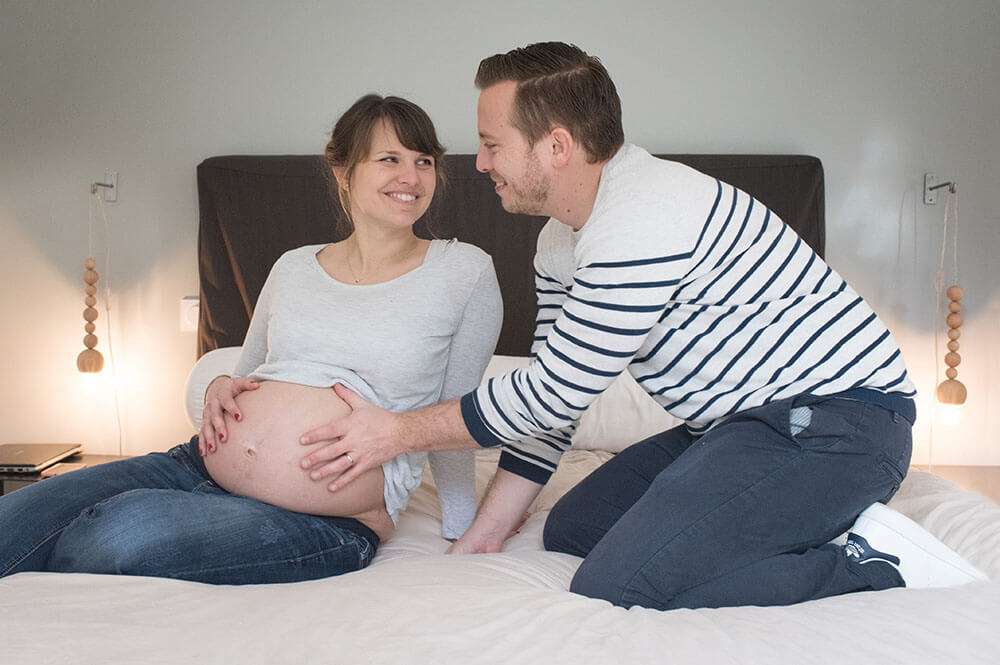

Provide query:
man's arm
left=447, top=469, right=543, bottom=554
left=299, top=386, right=476, bottom=492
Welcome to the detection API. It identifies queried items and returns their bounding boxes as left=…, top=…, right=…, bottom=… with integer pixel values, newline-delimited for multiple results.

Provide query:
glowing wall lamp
left=936, top=284, right=966, bottom=406
left=77, top=256, right=104, bottom=374
left=928, top=178, right=966, bottom=423
left=78, top=178, right=114, bottom=380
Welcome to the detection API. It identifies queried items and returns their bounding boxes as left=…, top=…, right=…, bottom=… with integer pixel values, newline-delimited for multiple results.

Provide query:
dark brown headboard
left=196, top=153, right=824, bottom=358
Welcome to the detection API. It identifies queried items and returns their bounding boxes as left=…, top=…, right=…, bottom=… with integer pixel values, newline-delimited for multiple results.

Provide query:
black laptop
left=0, top=443, right=83, bottom=473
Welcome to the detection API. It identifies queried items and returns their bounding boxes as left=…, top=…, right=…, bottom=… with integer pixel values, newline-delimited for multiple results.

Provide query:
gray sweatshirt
left=235, top=239, right=502, bottom=536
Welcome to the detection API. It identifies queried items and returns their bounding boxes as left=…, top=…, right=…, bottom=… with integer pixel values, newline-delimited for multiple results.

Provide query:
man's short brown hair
left=475, top=42, right=624, bottom=163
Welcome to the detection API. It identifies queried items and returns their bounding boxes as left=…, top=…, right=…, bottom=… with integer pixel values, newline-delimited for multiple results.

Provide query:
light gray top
left=235, top=239, right=502, bottom=530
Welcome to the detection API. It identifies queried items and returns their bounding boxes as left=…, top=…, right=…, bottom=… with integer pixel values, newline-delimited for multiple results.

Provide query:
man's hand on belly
left=299, top=384, right=477, bottom=493
left=298, top=383, right=406, bottom=492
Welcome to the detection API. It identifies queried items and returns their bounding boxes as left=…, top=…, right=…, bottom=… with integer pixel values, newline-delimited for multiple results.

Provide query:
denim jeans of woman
left=0, top=437, right=376, bottom=584
left=543, top=393, right=913, bottom=610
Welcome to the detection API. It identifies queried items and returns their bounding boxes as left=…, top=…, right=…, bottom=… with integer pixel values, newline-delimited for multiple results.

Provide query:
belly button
left=245, top=448, right=256, bottom=458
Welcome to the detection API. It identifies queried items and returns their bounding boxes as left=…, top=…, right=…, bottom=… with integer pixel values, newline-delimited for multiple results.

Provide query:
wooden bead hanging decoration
left=77, top=257, right=105, bottom=372
left=936, top=284, right=966, bottom=405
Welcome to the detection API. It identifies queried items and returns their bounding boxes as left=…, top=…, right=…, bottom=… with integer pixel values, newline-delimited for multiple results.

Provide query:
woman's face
left=345, top=121, right=436, bottom=231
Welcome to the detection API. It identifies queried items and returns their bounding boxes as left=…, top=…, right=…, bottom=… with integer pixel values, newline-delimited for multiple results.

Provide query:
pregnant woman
left=0, top=94, right=502, bottom=584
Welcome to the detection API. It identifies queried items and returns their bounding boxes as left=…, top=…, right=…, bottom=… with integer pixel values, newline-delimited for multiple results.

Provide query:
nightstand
left=0, top=453, right=128, bottom=496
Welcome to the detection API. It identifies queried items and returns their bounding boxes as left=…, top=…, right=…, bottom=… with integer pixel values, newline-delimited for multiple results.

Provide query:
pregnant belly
left=204, top=381, right=392, bottom=540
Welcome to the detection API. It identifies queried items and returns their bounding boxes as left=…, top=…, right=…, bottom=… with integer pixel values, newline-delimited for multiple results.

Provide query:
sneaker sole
left=855, top=502, right=989, bottom=587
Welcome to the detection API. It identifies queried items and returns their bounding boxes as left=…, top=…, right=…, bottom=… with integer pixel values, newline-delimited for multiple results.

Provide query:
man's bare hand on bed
left=299, top=383, right=477, bottom=493
left=447, top=469, right=542, bottom=555
left=199, top=376, right=260, bottom=455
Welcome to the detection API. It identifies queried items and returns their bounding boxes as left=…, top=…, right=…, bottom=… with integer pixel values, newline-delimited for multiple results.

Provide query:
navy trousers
left=543, top=394, right=912, bottom=610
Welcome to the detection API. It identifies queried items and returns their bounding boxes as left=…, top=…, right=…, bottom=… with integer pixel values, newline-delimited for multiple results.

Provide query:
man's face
left=476, top=81, right=551, bottom=216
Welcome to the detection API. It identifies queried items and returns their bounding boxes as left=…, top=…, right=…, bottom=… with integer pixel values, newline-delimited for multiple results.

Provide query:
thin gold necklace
left=346, top=241, right=420, bottom=285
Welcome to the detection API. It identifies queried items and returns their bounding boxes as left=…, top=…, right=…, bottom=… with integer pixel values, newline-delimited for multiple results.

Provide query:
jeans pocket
left=877, top=453, right=906, bottom=501
left=789, top=398, right=867, bottom=451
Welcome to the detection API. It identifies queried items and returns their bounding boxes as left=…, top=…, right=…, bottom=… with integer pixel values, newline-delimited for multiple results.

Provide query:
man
left=300, top=42, right=986, bottom=610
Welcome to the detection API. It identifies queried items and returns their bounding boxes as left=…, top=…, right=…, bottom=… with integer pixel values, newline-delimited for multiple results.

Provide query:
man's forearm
left=449, top=468, right=544, bottom=554
left=398, top=398, right=480, bottom=453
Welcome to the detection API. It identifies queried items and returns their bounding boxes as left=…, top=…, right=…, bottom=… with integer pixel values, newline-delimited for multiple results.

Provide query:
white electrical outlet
left=179, top=297, right=200, bottom=332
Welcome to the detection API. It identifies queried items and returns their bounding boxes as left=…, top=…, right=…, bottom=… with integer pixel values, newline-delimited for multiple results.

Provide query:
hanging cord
left=88, top=190, right=125, bottom=456
left=929, top=184, right=960, bottom=472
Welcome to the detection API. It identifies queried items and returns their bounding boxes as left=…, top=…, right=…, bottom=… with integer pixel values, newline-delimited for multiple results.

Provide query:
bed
left=2, top=153, right=997, bottom=664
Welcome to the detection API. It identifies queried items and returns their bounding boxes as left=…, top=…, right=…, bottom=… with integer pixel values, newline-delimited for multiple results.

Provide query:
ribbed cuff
left=459, top=392, right=504, bottom=448
left=498, top=450, right=554, bottom=485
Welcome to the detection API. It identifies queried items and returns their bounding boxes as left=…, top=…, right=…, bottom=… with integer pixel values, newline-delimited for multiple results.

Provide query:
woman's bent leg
left=49, top=489, right=377, bottom=584
left=0, top=438, right=207, bottom=576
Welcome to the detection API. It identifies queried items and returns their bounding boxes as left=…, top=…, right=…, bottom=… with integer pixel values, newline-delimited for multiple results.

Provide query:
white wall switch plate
left=179, top=296, right=200, bottom=332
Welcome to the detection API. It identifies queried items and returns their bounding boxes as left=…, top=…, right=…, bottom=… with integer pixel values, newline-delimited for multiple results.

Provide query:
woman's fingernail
left=235, top=413, right=242, bottom=422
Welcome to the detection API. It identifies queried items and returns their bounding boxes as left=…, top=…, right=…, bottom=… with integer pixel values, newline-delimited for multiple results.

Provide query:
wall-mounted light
left=936, top=284, right=966, bottom=406
left=77, top=257, right=104, bottom=373
left=932, top=181, right=966, bottom=409
left=78, top=179, right=114, bottom=376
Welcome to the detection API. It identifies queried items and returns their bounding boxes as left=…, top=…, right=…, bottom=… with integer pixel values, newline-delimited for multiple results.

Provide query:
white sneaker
left=844, top=502, right=989, bottom=588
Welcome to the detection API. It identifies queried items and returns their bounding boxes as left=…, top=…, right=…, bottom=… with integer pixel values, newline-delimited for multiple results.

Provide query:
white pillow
left=183, top=346, right=243, bottom=430
left=483, top=355, right=679, bottom=453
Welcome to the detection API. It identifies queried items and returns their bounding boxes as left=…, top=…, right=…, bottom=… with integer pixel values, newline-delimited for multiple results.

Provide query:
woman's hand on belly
left=203, top=381, right=392, bottom=540
left=199, top=375, right=260, bottom=454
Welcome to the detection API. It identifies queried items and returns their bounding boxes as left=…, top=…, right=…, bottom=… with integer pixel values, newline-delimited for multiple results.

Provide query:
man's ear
left=548, top=127, right=575, bottom=168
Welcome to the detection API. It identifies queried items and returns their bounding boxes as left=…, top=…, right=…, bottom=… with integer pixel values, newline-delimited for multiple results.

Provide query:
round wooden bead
left=85, top=322, right=96, bottom=333
left=944, top=351, right=962, bottom=367
left=947, top=340, right=960, bottom=351
left=84, top=258, right=96, bottom=270
left=84, top=269, right=99, bottom=285
left=946, top=312, right=963, bottom=329
left=85, top=295, right=97, bottom=307
left=948, top=301, right=962, bottom=313
left=76, top=347, right=104, bottom=372
left=947, top=328, right=961, bottom=340
left=946, top=284, right=964, bottom=301
left=936, top=378, right=967, bottom=405
left=946, top=367, right=958, bottom=379
left=86, top=285, right=97, bottom=296
left=83, top=333, right=99, bottom=349
left=83, top=307, right=98, bottom=323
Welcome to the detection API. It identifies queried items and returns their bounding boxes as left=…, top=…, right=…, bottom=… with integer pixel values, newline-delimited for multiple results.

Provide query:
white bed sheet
left=1, top=448, right=997, bottom=665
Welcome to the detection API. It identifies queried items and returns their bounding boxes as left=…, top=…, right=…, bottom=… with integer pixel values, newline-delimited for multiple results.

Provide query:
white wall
left=2, top=0, right=998, bottom=464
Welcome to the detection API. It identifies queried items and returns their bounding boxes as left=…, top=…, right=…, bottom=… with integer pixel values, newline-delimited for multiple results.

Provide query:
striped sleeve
left=461, top=208, right=702, bottom=481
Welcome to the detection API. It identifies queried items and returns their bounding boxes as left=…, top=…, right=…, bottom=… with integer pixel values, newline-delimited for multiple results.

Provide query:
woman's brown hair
left=323, top=94, right=446, bottom=233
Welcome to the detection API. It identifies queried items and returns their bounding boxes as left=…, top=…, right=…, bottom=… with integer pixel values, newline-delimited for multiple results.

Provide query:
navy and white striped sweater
left=460, top=145, right=915, bottom=484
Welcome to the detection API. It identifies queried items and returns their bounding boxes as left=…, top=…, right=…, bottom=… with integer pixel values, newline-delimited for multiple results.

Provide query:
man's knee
left=569, top=555, right=633, bottom=607
left=541, top=500, right=573, bottom=553
left=542, top=492, right=598, bottom=556
left=568, top=545, right=684, bottom=610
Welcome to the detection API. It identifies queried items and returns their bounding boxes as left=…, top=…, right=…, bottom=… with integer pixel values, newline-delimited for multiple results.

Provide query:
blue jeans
left=543, top=393, right=913, bottom=610
left=0, top=437, right=377, bottom=584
